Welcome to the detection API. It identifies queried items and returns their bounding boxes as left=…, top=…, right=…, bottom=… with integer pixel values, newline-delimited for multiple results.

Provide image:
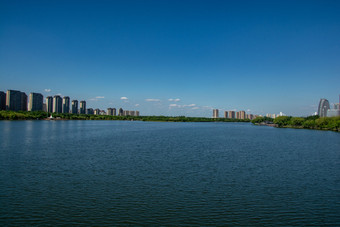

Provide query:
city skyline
left=1, top=1, right=340, bottom=117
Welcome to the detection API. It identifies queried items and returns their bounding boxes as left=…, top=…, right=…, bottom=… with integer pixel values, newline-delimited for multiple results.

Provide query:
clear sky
left=1, top=0, right=339, bottom=117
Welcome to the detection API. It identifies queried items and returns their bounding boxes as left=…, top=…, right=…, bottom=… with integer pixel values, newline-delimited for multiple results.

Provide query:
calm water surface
left=0, top=121, right=339, bottom=226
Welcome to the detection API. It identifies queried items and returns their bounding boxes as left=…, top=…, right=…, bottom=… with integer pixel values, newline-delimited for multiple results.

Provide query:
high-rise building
left=228, top=111, right=235, bottom=119
left=62, top=96, right=70, bottom=113
left=46, top=96, right=53, bottom=113
left=21, top=92, right=27, bottom=111
left=118, top=108, right=123, bottom=116
left=213, top=109, right=219, bottom=118
left=135, top=111, right=140, bottom=116
left=224, top=111, right=228, bottom=118
left=86, top=108, right=94, bottom=115
left=6, top=90, right=22, bottom=111
left=334, top=103, right=340, bottom=110
left=0, top=91, right=6, bottom=110
left=94, top=109, right=100, bottom=115
left=318, top=98, right=330, bottom=117
left=239, top=110, right=246, bottom=120
left=53, top=95, right=62, bottom=113
left=107, top=108, right=116, bottom=116
left=80, top=101, right=86, bottom=114
left=28, top=93, right=43, bottom=111
left=71, top=100, right=78, bottom=114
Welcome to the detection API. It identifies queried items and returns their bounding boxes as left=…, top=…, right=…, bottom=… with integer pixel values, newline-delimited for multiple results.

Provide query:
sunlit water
left=0, top=120, right=339, bottom=225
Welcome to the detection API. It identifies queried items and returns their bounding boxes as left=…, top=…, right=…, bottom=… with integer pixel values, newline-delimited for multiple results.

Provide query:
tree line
left=0, top=110, right=250, bottom=123
left=251, top=115, right=340, bottom=132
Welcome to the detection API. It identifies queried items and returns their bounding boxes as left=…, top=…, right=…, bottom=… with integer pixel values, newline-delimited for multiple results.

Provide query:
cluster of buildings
left=0, top=89, right=140, bottom=116
left=212, top=109, right=257, bottom=120
left=318, top=98, right=340, bottom=117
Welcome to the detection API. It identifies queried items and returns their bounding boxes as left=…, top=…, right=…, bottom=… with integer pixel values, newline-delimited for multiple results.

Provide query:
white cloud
left=247, top=109, right=251, bottom=112
left=135, top=104, right=140, bottom=107
left=96, top=96, right=105, bottom=99
left=183, top=104, right=196, bottom=107
left=169, top=104, right=179, bottom=107
left=44, top=89, right=51, bottom=92
left=192, top=107, right=199, bottom=110
left=168, top=98, right=181, bottom=102
left=145, top=99, right=161, bottom=102
left=120, top=97, right=128, bottom=100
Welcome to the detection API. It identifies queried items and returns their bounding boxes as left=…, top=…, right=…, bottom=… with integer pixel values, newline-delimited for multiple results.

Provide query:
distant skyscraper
left=28, top=93, right=43, bottom=111
left=0, top=91, right=6, bottom=110
left=94, top=109, right=100, bottom=115
left=21, top=92, right=27, bottom=111
left=228, top=111, right=235, bottom=119
left=135, top=111, right=139, bottom=116
left=213, top=109, right=219, bottom=118
left=6, top=90, right=22, bottom=111
left=71, top=100, right=78, bottom=114
left=107, top=108, right=115, bottom=116
left=318, top=98, right=330, bottom=117
left=46, top=96, right=53, bottom=112
left=118, top=108, right=123, bottom=116
left=85, top=108, right=93, bottom=115
left=224, top=111, right=228, bottom=118
left=112, top=108, right=116, bottom=116
left=62, top=96, right=70, bottom=113
left=80, top=101, right=86, bottom=114
left=239, top=111, right=246, bottom=119
left=53, top=95, right=62, bottom=113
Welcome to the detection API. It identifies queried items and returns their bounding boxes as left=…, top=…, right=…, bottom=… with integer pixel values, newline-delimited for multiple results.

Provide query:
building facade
left=213, top=109, right=219, bottom=118
left=21, top=92, right=27, bottom=111
left=80, top=101, right=86, bottom=114
left=46, top=96, right=53, bottom=113
left=0, top=91, right=6, bottom=110
left=71, top=100, right=78, bottom=114
left=86, top=108, right=94, bottom=115
left=28, top=92, right=43, bottom=111
left=228, top=111, right=235, bottom=119
left=62, top=96, right=70, bottom=113
left=224, top=111, right=228, bottom=118
left=53, top=95, right=62, bottom=113
left=118, top=108, right=123, bottom=116
left=318, top=98, right=330, bottom=117
left=6, top=90, right=22, bottom=111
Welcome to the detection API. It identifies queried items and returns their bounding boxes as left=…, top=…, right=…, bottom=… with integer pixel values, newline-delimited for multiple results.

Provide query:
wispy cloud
left=183, top=104, right=196, bottom=107
left=135, top=104, right=140, bottom=107
left=169, top=104, right=179, bottom=107
left=192, top=107, right=199, bottom=110
left=56, top=93, right=62, bottom=96
left=168, top=98, right=181, bottom=102
left=44, top=89, right=51, bottom=92
left=96, top=96, right=105, bottom=99
left=120, top=97, right=128, bottom=100
left=89, top=98, right=98, bottom=101
left=145, top=99, right=161, bottom=102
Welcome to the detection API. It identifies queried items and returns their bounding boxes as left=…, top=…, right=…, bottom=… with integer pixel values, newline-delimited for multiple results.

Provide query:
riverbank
left=251, top=115, right=340, bottom=132
left=0, top=110, right=250, bottom=123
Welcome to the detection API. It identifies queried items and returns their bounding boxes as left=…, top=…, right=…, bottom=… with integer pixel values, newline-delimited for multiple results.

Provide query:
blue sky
left=1, top=0, right=339, bottom=117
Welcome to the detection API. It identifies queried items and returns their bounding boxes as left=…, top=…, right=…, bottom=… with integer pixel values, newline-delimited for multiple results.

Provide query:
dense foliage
left=251, top=115, right=340, bottom=132
left=0, top=111, right=250, bottom=123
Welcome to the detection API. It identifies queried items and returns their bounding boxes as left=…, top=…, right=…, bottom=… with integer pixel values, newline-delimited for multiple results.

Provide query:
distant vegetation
left=251, top=115, right=340, bottom=132
left=0, top=111, right=250, bottom=123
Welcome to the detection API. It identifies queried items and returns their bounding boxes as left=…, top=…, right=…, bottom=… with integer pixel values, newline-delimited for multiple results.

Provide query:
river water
left=0, top=120, right=339, bottom=225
